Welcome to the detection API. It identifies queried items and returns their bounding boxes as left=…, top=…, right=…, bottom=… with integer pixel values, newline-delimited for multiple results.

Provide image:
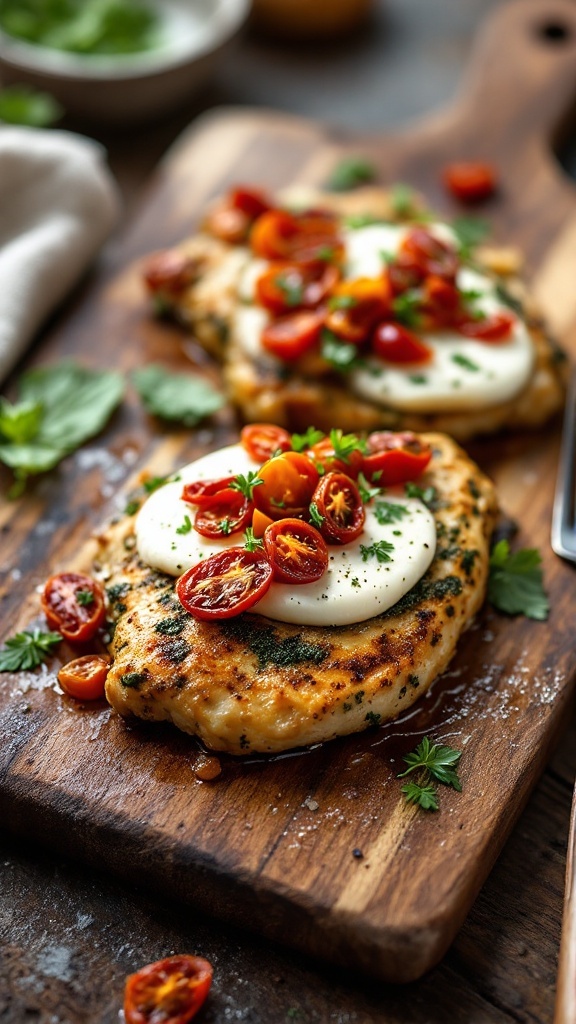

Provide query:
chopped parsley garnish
left=291, top=427, right=324, bottom=452
left=451, top=215, right=490, bottom=259
left=316, top=245, right=338, bottom=263
left=488, top=539, right=549, bottom=620
left=398, top=736, right=463, bottom=812
left=495, top=283, right=524, bottom=316
left=401, top=781, right=439, bottom=811
left=357, top=472, right=380, bottom=504
left=143, top=475, right=169, bottom=494
left=175, top=514, right=192, bottom=535
left=391, top=289, right=422, bottom=327
left=328, top=294, right=358, bottom=311
left=0, top=628, right=61, bottom=672
left=374, top=501, right=409, bottom=525
left=230, top=471, right=264, bottom=500
left=390, top=182, right=418, bottom=217
left=329, top=428, right=366, bottom=462
left=124, top=499, right=140, bottom=516
left=365, top=711, right=381, bottom=727
left=321, top=330, right=361, bottom=371
left=76, top=589, right=95, bottom=607
left=244, top=527, right=264, bottom=552
left=309, top=502, right=324, bottom=528
left=405, top=481, right=439, bottom=509
left=409, top=374, right=428, bottom=385
left=219, top=518, right=233, bottom=535
left=274, top=272, right=303, bottom=307
left=360, top=540, right=395, bottom=563
left=120, top=672, right=146, bottom=689
left=328, top=156, right=377, bottom=191
left=451, top=353, right=480, bottom=372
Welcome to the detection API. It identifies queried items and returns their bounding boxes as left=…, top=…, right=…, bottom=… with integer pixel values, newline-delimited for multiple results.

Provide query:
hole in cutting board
left=537, top=20, right=572, bottom=44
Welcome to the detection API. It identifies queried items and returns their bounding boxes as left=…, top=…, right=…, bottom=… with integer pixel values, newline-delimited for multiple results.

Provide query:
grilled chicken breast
left=101, top=433, right=497, bottom=755
left=144, top=187, right=565, bottom=441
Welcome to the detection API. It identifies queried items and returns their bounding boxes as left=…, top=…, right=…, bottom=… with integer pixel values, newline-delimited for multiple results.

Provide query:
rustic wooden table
left=2, top=1, right=576, bottom=1021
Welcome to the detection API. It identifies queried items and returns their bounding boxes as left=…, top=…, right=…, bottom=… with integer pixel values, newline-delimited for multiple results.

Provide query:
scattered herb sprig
left=399, top=737, right=463, bottom=811
left=133, top=364, right=224, bottom=428
left=488, top=539, right=549, bottom=620
left=0, top=629, right=61, bottom=672
left=328, top=156, right=377, bottom=191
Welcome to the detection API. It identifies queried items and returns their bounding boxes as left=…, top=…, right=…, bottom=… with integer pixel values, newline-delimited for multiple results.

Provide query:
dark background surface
left=2, top=1, right=576, bottom=1021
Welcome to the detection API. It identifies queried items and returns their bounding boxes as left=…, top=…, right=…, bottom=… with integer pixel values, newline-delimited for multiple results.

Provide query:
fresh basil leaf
left=488, top=539, right=549, bottom=620
left=133, top=364, right=224, bottom=427
left=19, top=362, right=124, bottom=452
left=328, top=157, right=377, bottom=191
left=0, top=399, right=43, bottom=444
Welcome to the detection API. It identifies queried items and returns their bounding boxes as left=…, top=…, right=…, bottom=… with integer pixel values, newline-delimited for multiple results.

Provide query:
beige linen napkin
left=0, top=126, right=120, bottom=385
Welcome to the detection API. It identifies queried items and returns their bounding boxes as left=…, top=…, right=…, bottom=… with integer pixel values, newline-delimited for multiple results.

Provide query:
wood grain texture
left=2, top=0, right=576, bottom=984
left=554, top=779, right=576, bottom=1024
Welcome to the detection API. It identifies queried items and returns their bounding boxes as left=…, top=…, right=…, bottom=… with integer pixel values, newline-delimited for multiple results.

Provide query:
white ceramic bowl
left=0, top=0, right=250, bottom=124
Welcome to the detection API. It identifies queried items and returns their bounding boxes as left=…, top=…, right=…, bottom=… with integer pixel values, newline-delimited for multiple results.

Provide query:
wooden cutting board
left=2, top=0, right=576, bottom=983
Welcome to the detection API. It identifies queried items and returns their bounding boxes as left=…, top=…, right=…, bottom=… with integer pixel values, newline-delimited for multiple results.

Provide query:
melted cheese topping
left=135, top=443, right=436, bottom=626
left=233, top=223, right=534, bottom=413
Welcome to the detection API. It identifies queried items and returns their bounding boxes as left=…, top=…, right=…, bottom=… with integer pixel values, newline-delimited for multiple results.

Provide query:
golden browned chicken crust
left=146, top=187, right=566, bottom=441
left=101, top=433, right=497, bottom=755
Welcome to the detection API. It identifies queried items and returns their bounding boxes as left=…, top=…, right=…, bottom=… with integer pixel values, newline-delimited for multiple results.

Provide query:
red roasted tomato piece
left=372, top=322, right=433, bottom=365
left=384, top=255, right=426, bottom=296
left=229, top=186, right=271, bottom=219
left=241, top=423, right=292, bottom=462
left=324, top=277, right=391, bottom=344
left=41, top=573, right=106, bottom=643
left=58, top=655, right=110, bottom=702
left=400, top=227, right=458, bottom=281
left=142, top=250, right=199, bottom=297
left=256, top=260, right=340, bottom=315
left=194, top=490, right=252, bottom=538
left=308, top=436, right=363, bottom=477
left=177, top=549, right=273, bottom=620
left=261, top=310, right=324, bottom=360
left=251, top=209, right=340, bottom=262
left=421, top=275, right=461, bottom=327
left=206, top=205, right=251, bottom=245
left=124, top=953, right=213, bottom=1024
left=181, top=477, right=236, bottom=507
left=442, top=162, right=497, bottom=203
left=253, top=451, right=319, bottom=521
left=312, top=472, right=365, bottom=544
left=263, top=518, right=328, bottom=584
left=362, top=432, right=432, bottom=485
left=456, top=311, right=515, bottom=341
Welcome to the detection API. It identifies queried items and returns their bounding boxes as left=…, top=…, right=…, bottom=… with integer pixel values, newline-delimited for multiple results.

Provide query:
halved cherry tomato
left=41, top=573, right=106, bottom=643
left=251, top=210, right=340, bottom=262
left=384, top=256, right=426, bottom=296
left=400, top=227, right=458, bottom=281
left=372, top=322, right=433, bottom=365
left=308, top=436, right=363, bottom=477
left=194, top=490, right=252, bottom=538
left=261, top=310, right=324, bottom=360
left=361, top=432, right=432, bottom=485
left=442, top=161, right=497, bottom=203
left=422, top=275, right=460, bottom=321
left=312, top=472, right=365, bottom=544
left=124, top=953, right=213, bottom=1024
left=255, top=260, right=339, bottom=315
left=457, top=311, right=515, bottom=341
left=206, top=205, right=251, bottom=245
left=253, top=451, right=319, bottom=521
left=324, top=278, right=391, bottom=344
left=229, top=186, right=270, bottom=219
left=176, top=549, right=273, bottom=620
left=142, top=250, right=199, bottom=297
left=263, top=518, right=328, bottom=584
left=241, top=423, right=292, bottom=462
left=58, top=655, right=110, bottom=701
left=181, top=477, right=236, bottom=507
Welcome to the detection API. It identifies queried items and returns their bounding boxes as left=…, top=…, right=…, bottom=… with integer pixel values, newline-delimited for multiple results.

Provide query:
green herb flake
left=488, top=539, right=549, bottom=620
left=0, top=0, right=161, bottom=56
left=124, top=499, right=140, bottom=516
left=120, top=672, right=146, bottom=689
left=154, top=617, right=187, bottom=636
left=275, top=271, right=304, bottom=307
left=365, top=711, right=381, bottom=727
left=390, top=182, right=417, bottom=217
left=328, top=156, right=377, bottom=191
left=360, top=540, right=395, bottom=563
left=357, top=472, right=380, bottom=504
left=291, top=427, right=324, bottom=452
left=451, top=215, right=490, bottom=259
left=451, top=353, right=480, bottom=372
left=221, top=619, right=327, bottom=669
left=321, top=330, right=361, bottom=372
left=329, top=428, right=366, bottom=463
left=405, top=481, right=439, bottom=509
left=398, top=736, right=462, bottom=790
left=76, top=589, right=95, bottom=607
left=230, top=471, right=264, bottom=500
left=374, top=501, right=409, bottom=525
left=143, top=475, right=169, bottom=494
left=391, top=289, right=422, bottom=327
left=0, top=629, right=61, bottom=672
left=309, top=501, right=324, bottom=528
left=133, top=364, right=224, bottom=428
left=175, top=515, right=192, bottom=535
left=244, top=527, right=264, bottom=552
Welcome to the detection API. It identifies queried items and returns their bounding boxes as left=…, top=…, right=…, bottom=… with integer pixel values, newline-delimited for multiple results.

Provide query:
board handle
left=444, top=0, right=576, bottom=157
left=554, top=778, right=576, bottom=1024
